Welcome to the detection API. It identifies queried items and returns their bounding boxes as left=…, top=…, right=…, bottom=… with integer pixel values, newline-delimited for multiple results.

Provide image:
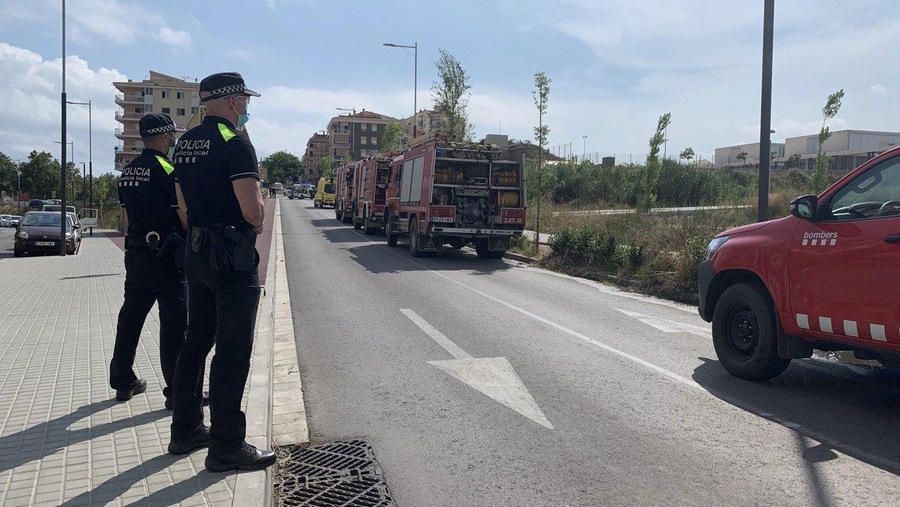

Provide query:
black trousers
left=171, top=233, right=260, bottom=453
left=109, top=247, right=186, bottom=398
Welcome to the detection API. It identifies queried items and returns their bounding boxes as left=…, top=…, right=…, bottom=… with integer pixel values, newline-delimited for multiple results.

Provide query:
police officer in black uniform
left=167, top=72, right=275, bottom=471
left=110, top=113, right=188, bottom=407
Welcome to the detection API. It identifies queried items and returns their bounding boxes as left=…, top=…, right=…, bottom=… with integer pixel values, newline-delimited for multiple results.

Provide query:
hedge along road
left=279, top=197, right=898, bottom=507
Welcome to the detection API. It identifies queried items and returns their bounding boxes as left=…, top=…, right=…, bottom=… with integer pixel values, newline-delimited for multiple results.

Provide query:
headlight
left=16, top=230, right=28, bottom=239
left=706, top=236, right=730, bottom=260
left=65, top=232, right=72, bottom=238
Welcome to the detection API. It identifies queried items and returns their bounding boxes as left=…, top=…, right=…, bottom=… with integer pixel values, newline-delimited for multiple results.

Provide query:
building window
left=361, top=123, right=368, bottom=131
left=144, top=88, right=153, bottom=96
left=162, top=107, right=171, bottom=114
left=371, top=124, right=377, bottom=132
left=176, top=91, right=183, bottom=99
left=134, top=108, right=142, bottom=113
left=191, top=107, right=198, bottom=114
left=177, top=108, right=186, bottom=116
left=371, top=137, right=378, bottom=146
left=360, top=137, right=367, bottom=145
left=161, top=90, right=169, bottom=98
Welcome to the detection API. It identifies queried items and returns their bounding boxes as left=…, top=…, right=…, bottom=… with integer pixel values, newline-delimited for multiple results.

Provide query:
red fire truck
left=700, top=145, right=900, bottom=380
left=384, top=135, right=527, bottom=258
left=349, top=155, right=393, bottom=234
left=334, top=161, right=361, bottom=224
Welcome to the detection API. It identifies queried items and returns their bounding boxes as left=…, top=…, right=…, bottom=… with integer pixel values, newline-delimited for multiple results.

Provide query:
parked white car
left=0, top=215, right=10, bottom=227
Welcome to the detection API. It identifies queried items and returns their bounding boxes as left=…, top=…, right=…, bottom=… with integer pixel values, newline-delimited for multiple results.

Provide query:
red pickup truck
left=700, top=146, right=900, bottom=380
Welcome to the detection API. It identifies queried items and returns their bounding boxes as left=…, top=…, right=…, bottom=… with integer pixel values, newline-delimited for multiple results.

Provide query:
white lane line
left=616, top=308, right=712, bottom=338
left=401, top=309, right=473, bottom=360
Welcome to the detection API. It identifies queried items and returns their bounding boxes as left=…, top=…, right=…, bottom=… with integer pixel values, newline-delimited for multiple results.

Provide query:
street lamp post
left=758, top=0, right=775, bottom=222
left=67, top=99, right=92, bottom=213
left=59, top=0, right=68, bottom=255
left=15, top=169, right=21, bottom=215
left=383, top=42, right=418, bottom=138
left=582, top=135, right=588, bottom=162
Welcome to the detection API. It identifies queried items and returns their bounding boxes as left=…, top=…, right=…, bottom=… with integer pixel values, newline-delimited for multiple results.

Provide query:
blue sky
left=2, top=0, right=899, bottom=172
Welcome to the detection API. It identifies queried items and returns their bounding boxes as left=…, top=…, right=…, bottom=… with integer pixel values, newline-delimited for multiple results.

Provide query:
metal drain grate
left=275, top=440, right=395, bottom=507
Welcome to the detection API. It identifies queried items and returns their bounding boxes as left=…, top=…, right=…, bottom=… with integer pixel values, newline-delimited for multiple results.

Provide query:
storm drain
left=274, top=440, right=395, bottom=507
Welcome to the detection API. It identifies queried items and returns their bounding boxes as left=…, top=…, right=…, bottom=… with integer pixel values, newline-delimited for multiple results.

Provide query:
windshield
left=324, top=184, right=335, bottom=193
left=22, top=213, right=63, bottom=227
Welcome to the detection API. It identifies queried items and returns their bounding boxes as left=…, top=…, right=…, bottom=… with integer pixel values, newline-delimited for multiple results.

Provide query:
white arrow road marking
left=616, top=308, right=712, bottom=338
left=401, top=309, right=554, bottom=429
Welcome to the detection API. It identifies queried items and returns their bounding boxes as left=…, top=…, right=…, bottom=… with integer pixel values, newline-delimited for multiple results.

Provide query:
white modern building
left=715, top=130, right=900, bottom=170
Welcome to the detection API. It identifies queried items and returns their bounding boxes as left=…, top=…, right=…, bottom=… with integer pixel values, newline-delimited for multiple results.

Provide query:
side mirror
left=74, top=224, right=81, bottom=229
left=790, top=195, right=818, bottom=220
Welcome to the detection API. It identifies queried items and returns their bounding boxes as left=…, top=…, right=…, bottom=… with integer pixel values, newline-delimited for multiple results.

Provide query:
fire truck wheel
left=364, top=213, right=375, bottom=235
left=385, top=212, right=398, bottom=247
left=409, top=219, right=425, bottom=257
left=353, top=212, right=362, bottom=230
left=712, top=282, right=791, bottom=381
left=475, top=239, right=505, bottom=259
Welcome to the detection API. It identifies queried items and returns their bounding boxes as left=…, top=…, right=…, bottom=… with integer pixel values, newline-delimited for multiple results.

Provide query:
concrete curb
left=504, top=251, right=539, bottom=264
left=271, top=200, right=309, bottom=446
left=232, top=199, right=279, bottom=507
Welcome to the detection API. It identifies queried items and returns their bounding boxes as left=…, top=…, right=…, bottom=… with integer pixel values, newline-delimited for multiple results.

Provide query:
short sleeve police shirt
left=118, top=149, right=180, bottom=237
left=172, top=116, right=259, bottom=228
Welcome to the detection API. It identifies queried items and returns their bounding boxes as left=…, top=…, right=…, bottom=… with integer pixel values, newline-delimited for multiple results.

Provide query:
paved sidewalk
left=0, top=229, right=270, bottom=506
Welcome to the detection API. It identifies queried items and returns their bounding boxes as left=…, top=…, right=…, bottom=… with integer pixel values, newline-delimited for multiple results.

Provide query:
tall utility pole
left=582, top=135, right=587, bottom=161
left=383, top=42, right=418, bottom=138
left=68, top=99, right=92, bottom=218
left=758, top=0, right=775, bottom=222
left=59, top=0, right=67, bottom=255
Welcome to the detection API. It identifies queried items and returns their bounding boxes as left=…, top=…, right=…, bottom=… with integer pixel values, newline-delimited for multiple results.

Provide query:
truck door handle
left=886, top=234, right=900, bottom=244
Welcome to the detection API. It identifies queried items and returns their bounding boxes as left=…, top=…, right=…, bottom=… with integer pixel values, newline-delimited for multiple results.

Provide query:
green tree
left=679, top=147, right=695, bottom=164
left=735, top=151, right=748, bottom=166
left=432, top=49, right=473, bottom=142
left=0, top=152, right=18, bottom=198
left=260, top=151, right=303, bottom=186
left=813, top=89, right=845, bottom=193
left=19, top=151, right=61, bottom=199
left=532, top=71, right=551, bottom=251
left=319, top=156, right=334, bottom=178
left=380, top=121, right=404, bottom=152
left=638, top=113, right=671, bottom=212
left=785, top=153, right=802, bottom=169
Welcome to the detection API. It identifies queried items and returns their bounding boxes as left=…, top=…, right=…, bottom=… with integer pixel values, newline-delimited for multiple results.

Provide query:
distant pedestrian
left=109, top=113, right=193, bottom=410
left=167, top=72, right=276, bottom=472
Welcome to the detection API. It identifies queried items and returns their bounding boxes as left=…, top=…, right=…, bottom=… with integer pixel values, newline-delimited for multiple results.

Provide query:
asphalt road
left=280, top=198, right=899, bottom=506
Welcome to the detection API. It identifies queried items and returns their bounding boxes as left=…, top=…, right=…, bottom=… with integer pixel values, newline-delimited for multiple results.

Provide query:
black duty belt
left=126, top=231, right=163, bottom=250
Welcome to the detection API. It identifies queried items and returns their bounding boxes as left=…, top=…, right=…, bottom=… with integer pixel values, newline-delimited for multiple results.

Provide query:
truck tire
left=363, top=211, right=375, bottom=235
left=385, top=211, right=398, bottom=247
left=409, top=219, right=424, bottom=257
left=476, top=239, right=505, bottom=259
left=712, top=282, right=791, bottom=381
left=342, top=203, right=353, bottom=224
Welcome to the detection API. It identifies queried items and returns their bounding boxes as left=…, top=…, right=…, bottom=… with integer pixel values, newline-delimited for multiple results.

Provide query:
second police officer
left=167, top=72, right=276, bottom=471
left=109, top=113, right=191, bottom=409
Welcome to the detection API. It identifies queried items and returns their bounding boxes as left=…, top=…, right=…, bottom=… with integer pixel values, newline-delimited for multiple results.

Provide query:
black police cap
left=199, top=72, right=261, bottom=103
left=139, top=113, right=177, bottom=137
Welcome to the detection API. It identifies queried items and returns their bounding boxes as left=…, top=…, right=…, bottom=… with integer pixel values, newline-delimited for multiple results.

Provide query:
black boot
left=115, top=378, right=147, bottom=402
left=205, top=441, right=276, bottom=472
left=168, top=426, right=212, bottom=455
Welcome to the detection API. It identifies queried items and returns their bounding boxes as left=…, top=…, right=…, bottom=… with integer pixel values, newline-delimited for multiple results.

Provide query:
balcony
left=114, top=128, right=140, bottom=140
left=114, top=94, right=144, bottom=106
left=114, top=111, right=141, bottom=123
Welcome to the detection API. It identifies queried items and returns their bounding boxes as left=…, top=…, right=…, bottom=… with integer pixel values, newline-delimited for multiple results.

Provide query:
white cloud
left=0, top=43, right=127, bottom=171
left=870, top=84, right=889, bottom=96
left=1, top=0, right=192, bottom=49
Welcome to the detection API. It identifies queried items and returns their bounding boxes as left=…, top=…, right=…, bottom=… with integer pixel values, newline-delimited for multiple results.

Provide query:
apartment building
left=302, top=132, right=331, bottom=177
left=326, top=110, right=398, bottom=164
left=401, top=109, right=448, bottom=145
left=113, top=71, right=202, bottom=169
